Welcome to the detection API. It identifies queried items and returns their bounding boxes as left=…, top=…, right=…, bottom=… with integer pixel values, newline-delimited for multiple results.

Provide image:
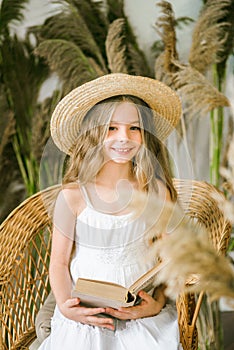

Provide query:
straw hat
left=50, top=73, right=182, bottom=154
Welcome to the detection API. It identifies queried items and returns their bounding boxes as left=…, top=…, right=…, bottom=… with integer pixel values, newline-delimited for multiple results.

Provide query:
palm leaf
left=0, top=89, right=24, bottom=221
left=0, top=85, right=15, bottom=157
left=189, top=0, right=234, bottom=74
left=35, top=39, right=100, bottom=94
left=1, top=35, right=49, bottom=141
left=0, top=0, right=29, bottom=34
left=0, top=143, right=25, bottom=222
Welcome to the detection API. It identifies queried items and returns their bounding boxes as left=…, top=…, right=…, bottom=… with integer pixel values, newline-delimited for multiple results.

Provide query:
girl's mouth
left=111, top=147, right=134, bottom=154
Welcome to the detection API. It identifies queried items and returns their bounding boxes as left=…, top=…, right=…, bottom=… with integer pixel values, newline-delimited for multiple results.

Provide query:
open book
left=71, top=260, right=167, bottom=309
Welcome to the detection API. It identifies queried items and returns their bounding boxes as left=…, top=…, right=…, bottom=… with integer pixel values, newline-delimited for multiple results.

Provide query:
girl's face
left=103, top=102, right=142, bottom=163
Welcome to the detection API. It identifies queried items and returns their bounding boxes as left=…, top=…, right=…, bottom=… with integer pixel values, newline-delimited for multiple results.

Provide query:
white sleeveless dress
left=38, top=187, right=182, bottom=350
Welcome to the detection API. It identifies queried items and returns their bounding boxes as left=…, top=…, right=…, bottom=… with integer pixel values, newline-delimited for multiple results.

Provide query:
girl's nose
left=117, top=126, right=129, bottom=141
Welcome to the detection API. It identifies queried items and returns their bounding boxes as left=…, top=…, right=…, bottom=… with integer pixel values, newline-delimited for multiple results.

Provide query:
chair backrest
left=0, top=179, right=231, bottom=350
left=0, top=185, right=60, bottom=349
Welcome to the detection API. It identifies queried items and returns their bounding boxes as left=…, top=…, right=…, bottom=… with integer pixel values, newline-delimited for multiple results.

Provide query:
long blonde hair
left=63, top=95, right=177, bottom=201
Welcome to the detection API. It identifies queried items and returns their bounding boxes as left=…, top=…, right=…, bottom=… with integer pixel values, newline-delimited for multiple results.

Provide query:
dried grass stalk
left=172, top=62, right=230, bottom=117
left=189, top=0, right=232, bottom=74
left=154, top=52, right=174, bottom=86
left=129, top=191, right=234, bottom=303
left=87, top=57, right=107, bottom=77
left=154, top=1, right=178, bottom=82
left=38, top=9, right=107, bottom=71
left=105, top=18, right=128, bottom=73
left=126, top=43, right=150, bottom=76
left=155, top=224, right=234, bottom=303
left=155, top=1, right=178, bottom=70
left=35, top=39, right=99, bottom=94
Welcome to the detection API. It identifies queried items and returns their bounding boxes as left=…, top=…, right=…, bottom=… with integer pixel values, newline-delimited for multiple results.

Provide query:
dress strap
left=80, top=185, right=93, bottom=208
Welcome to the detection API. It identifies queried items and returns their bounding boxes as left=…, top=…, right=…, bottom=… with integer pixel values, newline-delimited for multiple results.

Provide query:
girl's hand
left=105, top=290, right=165, bottom=320
left=59, top=298, right=115, bottom=330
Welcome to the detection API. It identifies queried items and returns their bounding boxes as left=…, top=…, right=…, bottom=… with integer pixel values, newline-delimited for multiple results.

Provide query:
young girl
left=38, top=73, right=183, bottom=349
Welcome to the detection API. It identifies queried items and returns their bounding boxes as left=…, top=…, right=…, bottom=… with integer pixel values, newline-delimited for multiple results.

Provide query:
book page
left=72, top=291, right=136, bottom=309
left=72, top=278, right=137, bottom=308
left=74, top=278, right=128, bottom=301
left=129, top=261, right=167, bottom=294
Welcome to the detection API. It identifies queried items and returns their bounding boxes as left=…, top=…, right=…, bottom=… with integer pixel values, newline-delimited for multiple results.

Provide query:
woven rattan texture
left=0, top=180, right=231, bottom=350
left=173, top=179, right=232, bottom=350
left=0, top=185, right=60, bottom=350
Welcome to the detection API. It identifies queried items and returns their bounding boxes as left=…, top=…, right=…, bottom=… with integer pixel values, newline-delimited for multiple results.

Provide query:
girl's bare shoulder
left=58, top=182, right=86, bottom=216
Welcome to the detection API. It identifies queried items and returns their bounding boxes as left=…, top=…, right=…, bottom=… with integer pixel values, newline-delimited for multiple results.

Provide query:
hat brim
left=50, top=73, right=182, bottom=154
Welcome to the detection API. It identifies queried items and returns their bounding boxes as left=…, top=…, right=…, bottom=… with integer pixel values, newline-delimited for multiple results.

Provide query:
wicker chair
left=173, top=179, right=231, bottom=350
left=0, top=179, right=231, bottom=350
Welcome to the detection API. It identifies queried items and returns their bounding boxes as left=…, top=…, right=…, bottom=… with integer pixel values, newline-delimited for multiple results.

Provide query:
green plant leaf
left=1, top=35, right=49, bottom=140
left=0, top=0, right=29, bottom=35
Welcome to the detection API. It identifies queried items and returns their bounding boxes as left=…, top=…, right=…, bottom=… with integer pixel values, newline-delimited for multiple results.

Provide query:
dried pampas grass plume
left=155, top=224, right=234, bottom=303
left=189, top=0, right=231, bottom=74
left=154, top=52, right=174, bottom=87
left=155, top=1, right=178, bottom=71
left=172, top=62, right=230, bottom=117
left=154, top=1, right=179, bottom=84
left=129, top=191, right=234, bottom=303
left=105, top=18, right=128, bottom=74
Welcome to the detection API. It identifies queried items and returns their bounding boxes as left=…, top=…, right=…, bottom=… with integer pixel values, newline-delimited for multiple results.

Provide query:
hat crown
left=51, top=73, right=182, bottom=154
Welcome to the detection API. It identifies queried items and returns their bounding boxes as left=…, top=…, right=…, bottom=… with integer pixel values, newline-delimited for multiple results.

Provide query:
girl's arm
left=49, top=225, right=74, bottom=310
left=50, top=188, right=115, bottom=330
left=49, top=188, right=77, bottom=307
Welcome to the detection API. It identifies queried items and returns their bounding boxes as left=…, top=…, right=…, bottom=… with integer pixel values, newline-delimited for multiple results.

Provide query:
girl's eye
left=130, top=126, right=141, bottom=131
left=109, top=126, right=117, bottom=131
